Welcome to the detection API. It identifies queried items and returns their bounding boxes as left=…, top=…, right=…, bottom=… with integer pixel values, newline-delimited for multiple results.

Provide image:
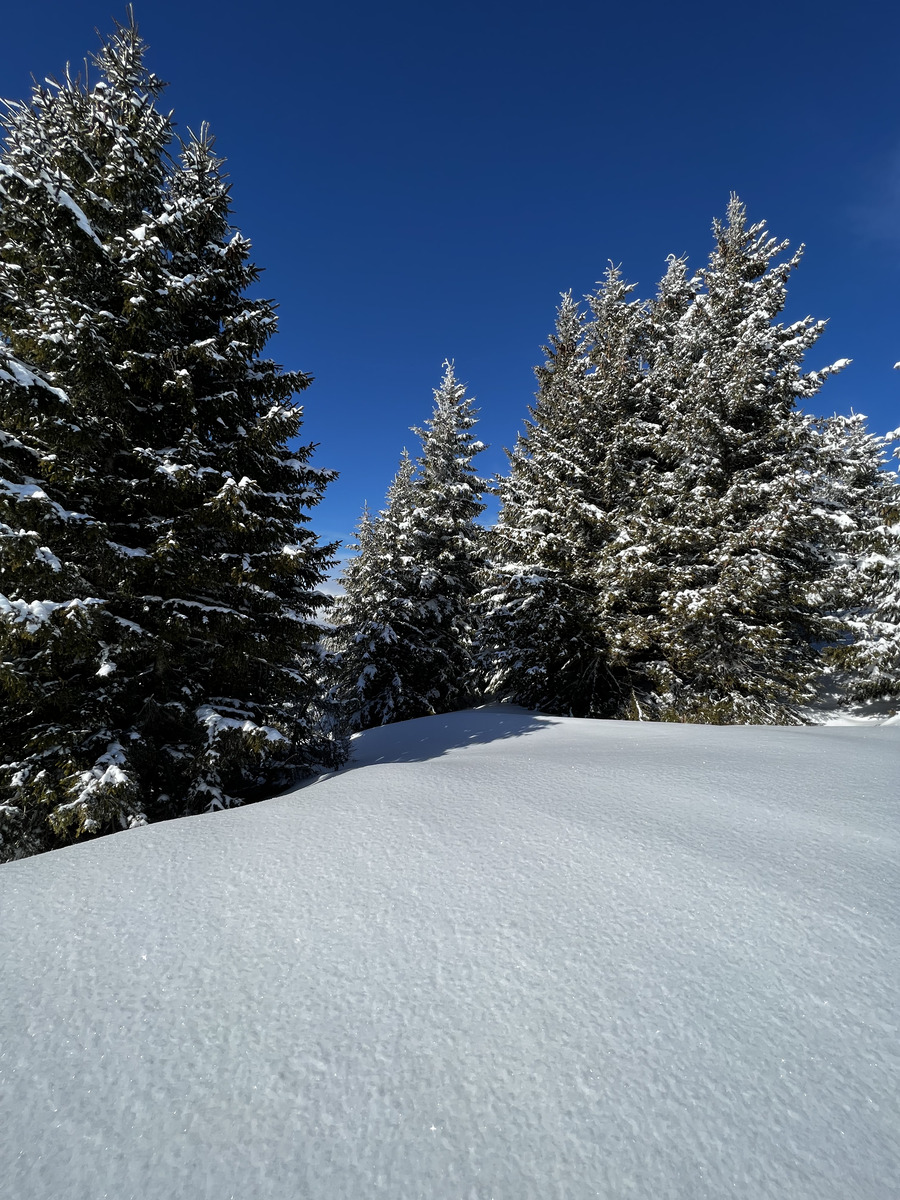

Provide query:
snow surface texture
left=1, top=707, right=897, bottom=1200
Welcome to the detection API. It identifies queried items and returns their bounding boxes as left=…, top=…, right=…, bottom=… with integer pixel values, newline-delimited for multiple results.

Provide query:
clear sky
left=3, top=0, right=899, bottom=552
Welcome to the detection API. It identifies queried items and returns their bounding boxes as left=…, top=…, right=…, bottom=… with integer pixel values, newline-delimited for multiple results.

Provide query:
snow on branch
left=0, top=595, right=105, bottom=634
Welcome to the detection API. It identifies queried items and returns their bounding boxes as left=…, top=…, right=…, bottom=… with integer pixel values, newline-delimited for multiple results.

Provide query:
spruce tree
left=479, top=276, right=651, bottom=716
left=331, top=454, right=436, bottom=729
left=409, top=360, right=488, bottom=707
left=824, top=417, right=900, bottom=706
left=606, top=253, right=699, bottom=714
left=648, top=196, right=853, bottom=722
left=581, top=262, right=682, bottom=715
left=334, top=363, right=487, bottom=728
left=0, top=17, right=340, bottom=860
left=856, top=466, right=900, bottom=704
left=482, top=200, right=880, bottom=724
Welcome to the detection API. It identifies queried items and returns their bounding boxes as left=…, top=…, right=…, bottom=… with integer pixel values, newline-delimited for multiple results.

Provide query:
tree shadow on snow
left=336, top=704, right=559, bottom=772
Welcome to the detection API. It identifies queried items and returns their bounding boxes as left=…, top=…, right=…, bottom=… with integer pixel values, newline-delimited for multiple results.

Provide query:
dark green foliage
left=0, top=18, right=341, bottom=860
left=333, top=363, right=487, bottom=729
left=646, top=197, right=855, bottom=723
left=824, top=416, right=900, bottom=705
left=332, top=456, right=436, bottom=728
left=480, top=198, right=890, bottom=724
left=478, top=289, right=621, bottom=715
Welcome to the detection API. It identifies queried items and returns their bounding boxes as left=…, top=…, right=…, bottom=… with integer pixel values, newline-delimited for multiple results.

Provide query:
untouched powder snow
left=0, top=707, right=897, bottom=1199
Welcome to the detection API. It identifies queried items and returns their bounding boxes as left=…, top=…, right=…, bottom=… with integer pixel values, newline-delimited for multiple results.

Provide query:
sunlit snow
left=0, top=706, right=897, bottom=1199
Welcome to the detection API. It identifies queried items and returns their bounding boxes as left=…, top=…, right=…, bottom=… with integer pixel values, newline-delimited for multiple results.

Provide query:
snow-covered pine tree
left=582, top=260, right=693, bottom=716
left=0, top=16, right=340, bottom=861
left=649, top=195, right=852, bottom=723
left=856, top=433, right=900, bottom=703
left=479, top=274, right=650, bottom=716
left=408, top=360, right=488, bottom=709
left=331, top=453, right=435, bottom=729
left=603, top=253, right=699, bottom=715
left=483, top=202, right=871, bottom=725
left=477, top=293, right=590, bottom=712
left=823, top=415, right=900, bottom=706
left=334, top=363, right=487, bottom=728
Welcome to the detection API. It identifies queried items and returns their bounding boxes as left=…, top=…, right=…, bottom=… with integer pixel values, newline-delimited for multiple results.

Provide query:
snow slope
left=1, top=707, right=897, bottom=1200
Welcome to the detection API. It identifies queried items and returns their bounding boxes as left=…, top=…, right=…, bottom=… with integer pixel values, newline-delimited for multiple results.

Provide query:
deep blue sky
left=3, top=0, right=899, bottom=551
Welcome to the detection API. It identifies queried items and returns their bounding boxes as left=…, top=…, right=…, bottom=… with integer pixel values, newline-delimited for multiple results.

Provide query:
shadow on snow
left=336, top=703, right=558, bottom=772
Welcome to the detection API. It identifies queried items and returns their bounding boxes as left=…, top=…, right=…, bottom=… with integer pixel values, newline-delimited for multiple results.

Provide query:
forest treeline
left=2, top=18, right=897, bottom=860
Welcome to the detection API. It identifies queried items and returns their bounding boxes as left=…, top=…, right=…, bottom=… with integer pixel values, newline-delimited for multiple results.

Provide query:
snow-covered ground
left=1, top=707, right=897, bottom=1200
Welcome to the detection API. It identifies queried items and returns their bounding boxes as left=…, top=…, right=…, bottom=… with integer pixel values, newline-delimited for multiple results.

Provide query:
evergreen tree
left=582, top=261, right=687, bottom=716
left=857, top=458, right=900, bottom=704
left=479, top=275, right=650, bottom=716
left=825, top=417, right=900, bottom=705
left=409, top=359, right=488, bottom=706
left=605, top=253, right=699, bottom=714
left=648, top=196, right=853, bottom=722
left=331, top=454, right=436, bottom=729
left=0, top=17, right=340, bottom=861
left=478, top=293, right=588, bottom=712
left=482, top=199, right=879, bottom=724
left=334, top=363, right=487, bottom=728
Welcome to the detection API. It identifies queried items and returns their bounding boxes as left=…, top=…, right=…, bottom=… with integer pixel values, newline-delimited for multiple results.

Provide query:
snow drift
left=1, top=706, right=897, bottom=1199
